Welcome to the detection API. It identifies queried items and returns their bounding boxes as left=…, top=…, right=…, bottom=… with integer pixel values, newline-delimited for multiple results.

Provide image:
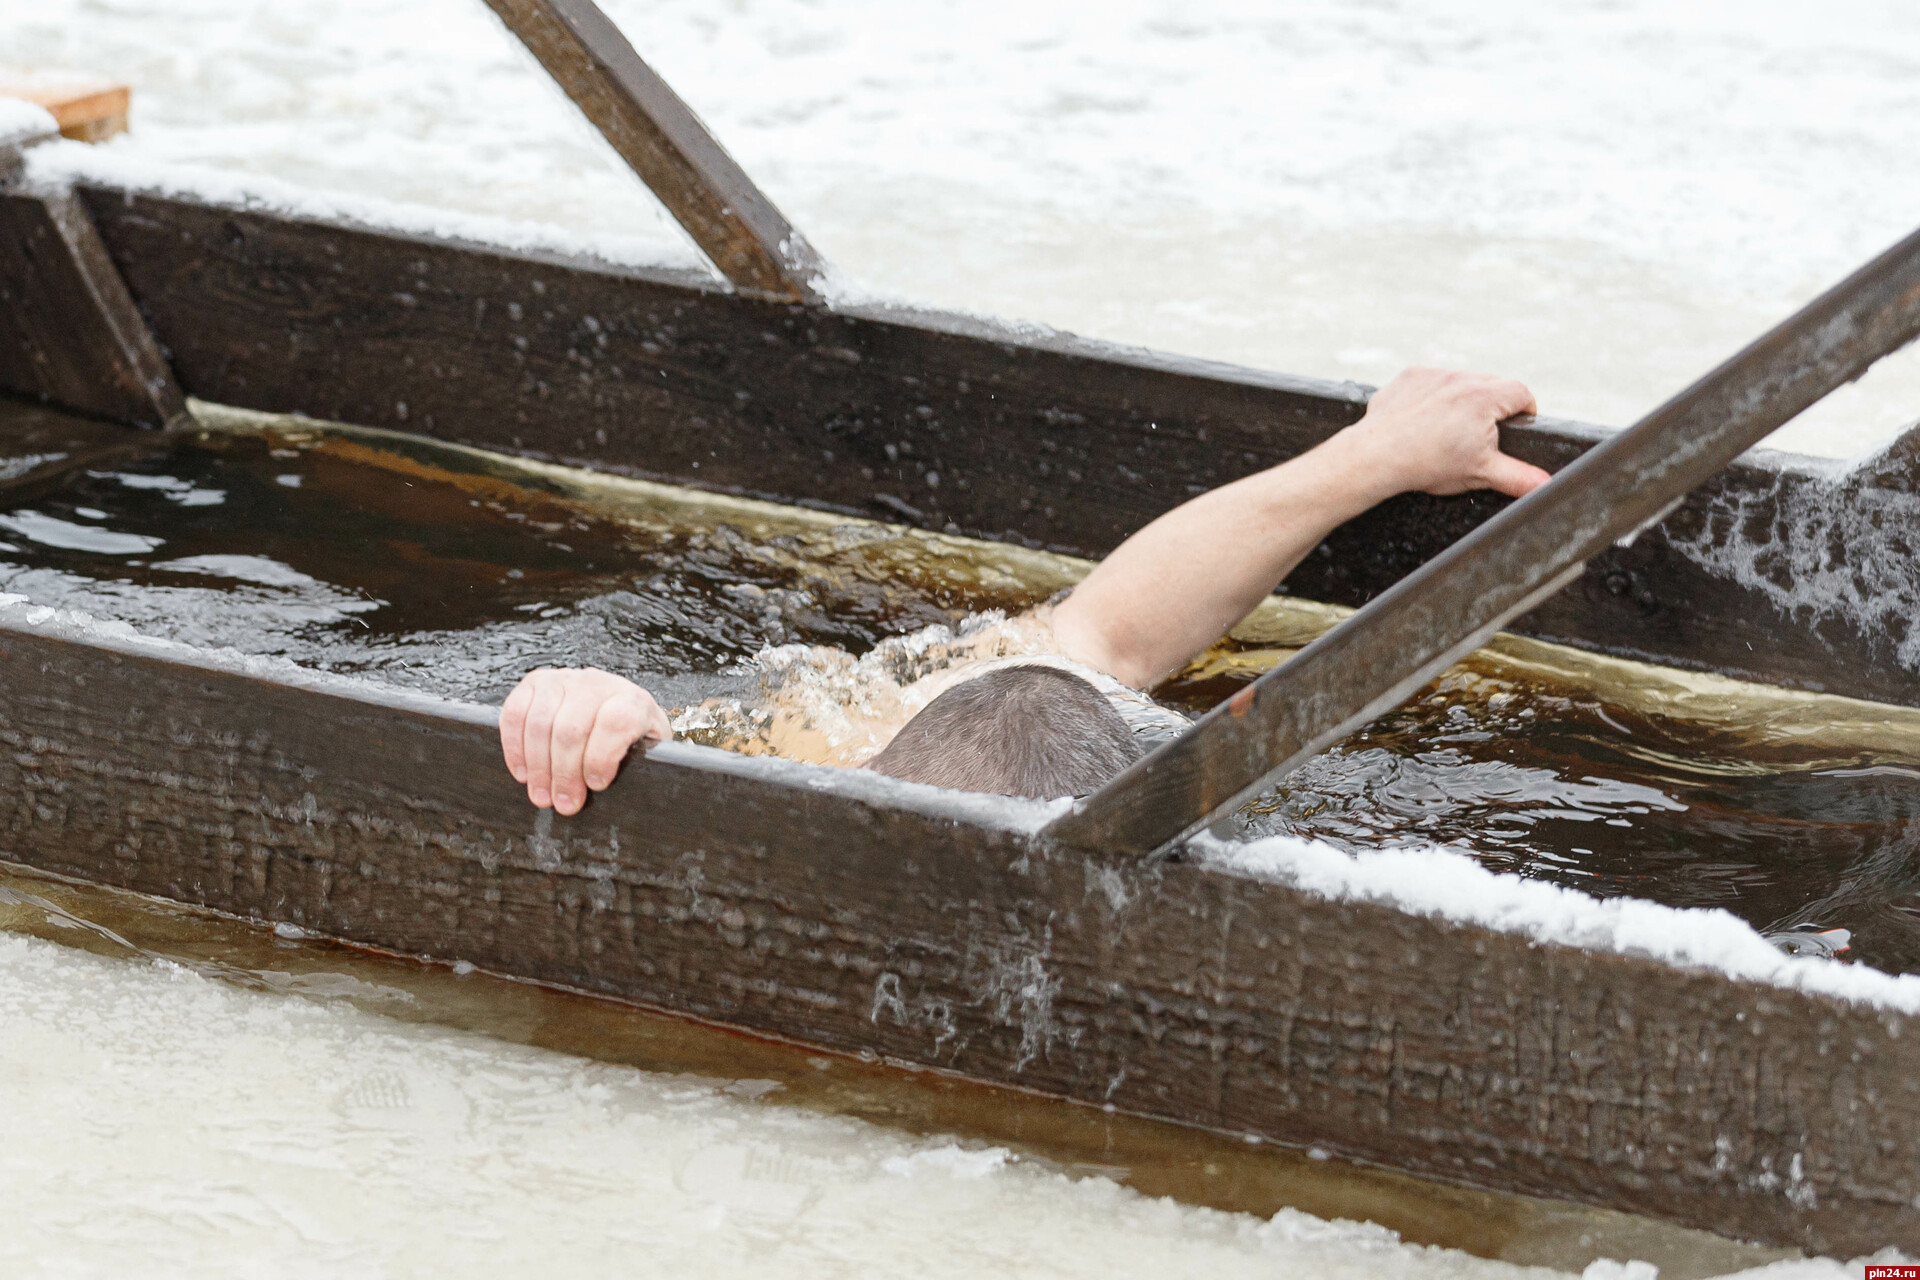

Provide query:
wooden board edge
left=0, top=181, right=184, bottom=428
left=0, top=607, right=1916, bottom=1253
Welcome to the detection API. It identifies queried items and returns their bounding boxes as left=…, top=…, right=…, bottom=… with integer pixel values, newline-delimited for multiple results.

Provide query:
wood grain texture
left=0, top=615, right=1916, bottom=1253
left=0, top=185, right=183, bottom=429
left=480, top=0, right=822, bottom=301
left=74, top=188, right=1920, bottom=709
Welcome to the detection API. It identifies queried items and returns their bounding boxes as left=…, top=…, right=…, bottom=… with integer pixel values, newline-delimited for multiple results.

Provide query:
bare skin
left=1051, top=366, right=1547, bottom=687
left=500, top=366, right=1549, bottom=815
left=499, top=666, right=672, bottom=816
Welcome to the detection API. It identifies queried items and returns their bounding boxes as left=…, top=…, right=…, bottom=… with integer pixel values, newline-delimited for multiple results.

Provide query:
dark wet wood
left=0, top=185, right=185, bottom=431
left=1053, top=223, right=1920, bottom=856
left=69, top=187, right=1920, bottom=710
left=0, top=613, right=1915, bottom=1254
left=481, top=0, right=823, bottom=302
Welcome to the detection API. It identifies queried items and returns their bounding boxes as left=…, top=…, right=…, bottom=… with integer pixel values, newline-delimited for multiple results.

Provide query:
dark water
left=7, top=398, right=1920, bottom=973
left=0, top=401, right=1054, bottom=707
left=1163, top=660, right=1920, bottom=971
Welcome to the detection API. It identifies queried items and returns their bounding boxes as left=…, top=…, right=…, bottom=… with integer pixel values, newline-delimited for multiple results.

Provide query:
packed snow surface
left=0, top=95, right=55, bottom=140
left=0, top=932, right=1607, bottom=1279
left=6, top=2, right=1920, bottom=1273
left=12, top=0, right=1920, bottom=456
left=0, top=930, right=1875, bottom=1280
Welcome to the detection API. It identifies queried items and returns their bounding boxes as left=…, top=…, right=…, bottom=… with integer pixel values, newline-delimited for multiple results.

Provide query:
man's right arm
left=1049, top=367, right=1550, bottom=690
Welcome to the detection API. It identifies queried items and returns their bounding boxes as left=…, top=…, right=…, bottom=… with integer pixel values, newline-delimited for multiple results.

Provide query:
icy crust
left=0, top=99, right=57, bottom=143
left=1198, top=833, right=1920, bottom=1014
left=25, top=140, right=711, bottom=277
left=1, top=929, right=1734, bottom=1280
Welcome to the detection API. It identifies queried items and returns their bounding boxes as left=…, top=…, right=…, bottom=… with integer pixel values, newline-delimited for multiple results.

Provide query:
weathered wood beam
left=481, top=0, right=824, bottom=302
left=0, top=183, right=185, bottom=430
left=75, top=188, right=1920, bottom=709
left=0, top=608, right=1916, bottom=1254
left=1050, top=222, right=1920, bottom=857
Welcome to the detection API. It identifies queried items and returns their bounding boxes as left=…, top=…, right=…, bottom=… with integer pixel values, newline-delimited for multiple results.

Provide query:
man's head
left=866, top=664, right=1142, bottom=799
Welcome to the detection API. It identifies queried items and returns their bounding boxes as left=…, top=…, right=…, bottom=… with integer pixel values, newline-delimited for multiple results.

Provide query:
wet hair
left=867, top=665, right=1143, bottom=799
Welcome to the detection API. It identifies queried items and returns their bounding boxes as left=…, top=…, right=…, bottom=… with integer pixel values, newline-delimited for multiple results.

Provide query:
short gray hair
left=867, top=665, right=1143, bottom=799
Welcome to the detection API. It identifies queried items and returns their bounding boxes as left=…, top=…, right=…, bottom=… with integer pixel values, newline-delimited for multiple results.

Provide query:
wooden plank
left=75, top=187, right=1920, bottom=709
left=0, top=184, right=184, bottom=430
left=0, top=69, right=130, bottom=144
left=0, top=608, right=1915, bottom=1253
left=481, top=0, right=823, bottom=302
left=1050, top=223, right=1920, bottom=857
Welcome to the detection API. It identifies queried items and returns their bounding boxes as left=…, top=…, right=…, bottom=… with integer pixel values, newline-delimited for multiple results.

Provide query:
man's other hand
left=1347, top=366, right=1551, bottom=499
left=499, top=668, right=672, bottom=815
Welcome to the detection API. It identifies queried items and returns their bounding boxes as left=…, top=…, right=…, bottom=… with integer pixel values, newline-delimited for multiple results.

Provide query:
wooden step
left=0, top=67, right=130, bottom=143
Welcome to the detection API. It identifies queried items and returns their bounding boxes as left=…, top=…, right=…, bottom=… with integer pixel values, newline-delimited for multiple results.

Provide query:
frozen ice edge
left=1195, top=831, right=1920, bottom=1015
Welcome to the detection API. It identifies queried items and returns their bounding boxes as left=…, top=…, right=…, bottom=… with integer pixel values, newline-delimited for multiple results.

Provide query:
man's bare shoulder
left=674, top=607, right=1062, bottom=767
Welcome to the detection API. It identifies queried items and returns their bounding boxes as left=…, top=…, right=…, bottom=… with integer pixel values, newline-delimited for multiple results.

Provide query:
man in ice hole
left=499, top=367, right=1550, bottom=811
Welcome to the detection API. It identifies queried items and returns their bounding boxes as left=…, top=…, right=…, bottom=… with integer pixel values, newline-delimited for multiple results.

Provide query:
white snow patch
left=882, top=1144, right=1011, bottom=1180
left=0, top=97, right=57, bottom=141
left=1582, top=1262, right=1659, bottom=1280
left=1200, top=832, right=1920, bottom=1013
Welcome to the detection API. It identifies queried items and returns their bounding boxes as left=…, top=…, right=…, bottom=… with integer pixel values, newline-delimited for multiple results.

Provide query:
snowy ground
left=12, top=0, right=1920, bottom=457
left=5, top=1, right=1920, bottom=1274
left=0, top=931, right=1586, bottom=1280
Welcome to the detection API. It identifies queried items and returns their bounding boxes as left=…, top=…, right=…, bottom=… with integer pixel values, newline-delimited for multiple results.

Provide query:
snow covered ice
left=7, top=0, right=1920, bottom=1274
left=0, top=928, right=1877, bottom=1280
left=15, top=0, right=1920, bottom=457
left=0, top=932, right=1541, bottom=1279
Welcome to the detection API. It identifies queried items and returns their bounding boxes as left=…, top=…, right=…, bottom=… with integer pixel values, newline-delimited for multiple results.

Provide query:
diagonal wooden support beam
left=1048, top=221, right=1920, bottom=857
left=0, top=178, right=186, bottom=430
left=482, top=0, right=825, bottom=303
